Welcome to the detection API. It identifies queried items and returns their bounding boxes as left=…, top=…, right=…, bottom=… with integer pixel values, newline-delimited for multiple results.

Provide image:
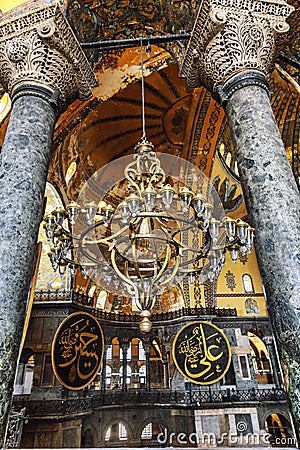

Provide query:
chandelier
left=43, top=45, right=254, bottom=333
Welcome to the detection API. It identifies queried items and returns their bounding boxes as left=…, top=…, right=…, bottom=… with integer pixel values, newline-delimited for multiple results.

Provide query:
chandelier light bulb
left=127, top=192, right=142, bottom=217
left=141, top=186, right=157, bottom=211
left=209, top=218, right=221, bottom=242
left=84, top=202, right=98, bottom=225
left=229, top=246, right=239, bottom=263
left=223, top=217, right=236, bottom=241
left=178, top=186, right=193, bottom=213
left=66, top=201, right=80, bottom=225
left=161, top=184, right=175, bottom=209
left=192, top=193, right=205, bottom=217
left=236, top=220, right=248, bottom=243
left=52, top=208, right=65, bottom=227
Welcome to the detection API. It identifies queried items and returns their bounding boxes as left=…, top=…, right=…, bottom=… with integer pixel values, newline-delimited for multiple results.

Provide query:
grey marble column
left=179, top=0, right=297, bottom=436
left=0, top=4, right=97, bottom=444
left=224, top=79, right=300, bottom=434
left=0, top=92, right=56, bottom=446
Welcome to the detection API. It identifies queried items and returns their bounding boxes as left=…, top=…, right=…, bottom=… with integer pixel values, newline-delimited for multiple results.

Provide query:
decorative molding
left=0, top=1, right=97, bottom=113
left=180, top=0, right=294, bottom=98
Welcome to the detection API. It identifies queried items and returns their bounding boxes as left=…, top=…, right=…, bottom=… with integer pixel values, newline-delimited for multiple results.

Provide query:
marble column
left=180, top=0, right=300, bottom=437
left=0, top=3, right=97, bottom=445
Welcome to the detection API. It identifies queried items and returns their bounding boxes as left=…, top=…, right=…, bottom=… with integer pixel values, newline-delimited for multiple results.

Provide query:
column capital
left=180, top=0, right=294, bottom=101
left=0, top=0, right=97, bottom=114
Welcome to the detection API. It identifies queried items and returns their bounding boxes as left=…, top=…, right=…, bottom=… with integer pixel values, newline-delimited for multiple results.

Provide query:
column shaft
left=122, top=348, right=128, bottom=392
left=225, top=83, right=300, bottom=434
left=145, top=351, right=151, bottom=392
left=0, top=95, right=55, bottom=444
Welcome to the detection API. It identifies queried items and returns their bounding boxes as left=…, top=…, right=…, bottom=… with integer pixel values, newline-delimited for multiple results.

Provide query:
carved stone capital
left=180, top=0, right=294, bottom=99
left=0, top=1, right=97, bottom=113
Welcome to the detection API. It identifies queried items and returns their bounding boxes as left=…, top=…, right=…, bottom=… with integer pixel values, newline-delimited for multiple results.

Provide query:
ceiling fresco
left=47, top=60, right=300, bottom=207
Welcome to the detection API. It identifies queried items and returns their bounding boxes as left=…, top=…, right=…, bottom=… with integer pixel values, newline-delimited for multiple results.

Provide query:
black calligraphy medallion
left=52, top=312, right=104, bottom=390
left=172, top=321, right=231, bottom=385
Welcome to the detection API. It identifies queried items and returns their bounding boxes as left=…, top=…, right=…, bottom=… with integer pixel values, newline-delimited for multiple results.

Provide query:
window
left=238, top=355, right=251, bottom=379
left=119, top=423, right=127, bottom=440
left=139, top=340, right=146, bottom=360
left=96, top=290, right=107, bottom=309
left=141, top=423, right=152, bottom=440
left=243, top=274, right=254, bottom=293
left=106, top=345, right=112, bottom=360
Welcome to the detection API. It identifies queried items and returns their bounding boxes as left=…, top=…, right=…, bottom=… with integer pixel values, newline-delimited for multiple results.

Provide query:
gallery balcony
left=13, top=387, right=287, bottom=418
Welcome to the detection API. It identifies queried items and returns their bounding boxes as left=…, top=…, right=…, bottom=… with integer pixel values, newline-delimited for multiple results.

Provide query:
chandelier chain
left=140, top=39, right=147, bottom=143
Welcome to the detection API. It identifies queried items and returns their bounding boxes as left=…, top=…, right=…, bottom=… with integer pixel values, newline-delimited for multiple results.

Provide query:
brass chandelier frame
left=44, top=42, right=254, bottom=332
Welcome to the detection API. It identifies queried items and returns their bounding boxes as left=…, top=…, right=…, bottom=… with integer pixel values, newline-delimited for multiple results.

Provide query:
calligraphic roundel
left=172, top=321, right=231, bottom=385
left=52, top=311, right=104, bottom=390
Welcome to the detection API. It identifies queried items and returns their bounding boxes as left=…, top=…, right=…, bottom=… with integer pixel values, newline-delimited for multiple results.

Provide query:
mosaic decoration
left=212, top=176, right=242, bottom=213
left=245, top=298, right=260, bottom=314
left=172, top=321, right=231, bottom=384
left=52, top=311, right=104, bottom=390
left=225, top=270, right=236, bottom=291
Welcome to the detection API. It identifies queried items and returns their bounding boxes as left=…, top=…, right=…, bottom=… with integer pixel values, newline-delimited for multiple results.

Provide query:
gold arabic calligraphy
left=59, top=318, right=100, bottom=381
left=174, top=322, right=231, bottom=384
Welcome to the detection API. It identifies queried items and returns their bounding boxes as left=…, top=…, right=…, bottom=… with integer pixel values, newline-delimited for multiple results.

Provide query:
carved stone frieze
left=0, top=1, right=97, bottom=112
left=180, top=0, right=294, bottom=96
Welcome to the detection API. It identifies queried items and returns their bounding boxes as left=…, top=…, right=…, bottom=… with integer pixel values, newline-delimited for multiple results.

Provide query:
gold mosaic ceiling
left=0, top=0, right=299, bottom=200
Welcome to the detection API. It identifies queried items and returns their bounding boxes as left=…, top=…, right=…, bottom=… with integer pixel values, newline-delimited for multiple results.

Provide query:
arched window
left=243, top=274, right=254, bottom=293
left=105, top=423, right=128, bottom=442
left=96, top=290, right=107, bottom=309
left=141, top=423, right=152, bottom=439
left=141, top=423, right=164, bottom=441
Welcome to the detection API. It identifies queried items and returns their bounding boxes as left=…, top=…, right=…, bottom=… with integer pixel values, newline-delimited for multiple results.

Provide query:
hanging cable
left=140, top=39, right=147, bottom=143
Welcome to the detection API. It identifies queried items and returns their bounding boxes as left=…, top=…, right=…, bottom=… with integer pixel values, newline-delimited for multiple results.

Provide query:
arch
left=265, top=413, right=295, bottom=447
left=248, top=331, right=273, bottom=384
left=81, top=427, right=96, bottom=448
left=138, top=416, right=169, bottom=443
left=103, top=420, right=133, bottom=445
left=14, top=348, right=35, bottom=395
left=141, top=422, right=165, bottom=442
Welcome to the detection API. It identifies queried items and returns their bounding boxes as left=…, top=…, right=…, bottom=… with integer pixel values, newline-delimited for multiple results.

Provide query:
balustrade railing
left=13, top=388, right=286, bottom=417
left=34, top=290, right=237, bottom=319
